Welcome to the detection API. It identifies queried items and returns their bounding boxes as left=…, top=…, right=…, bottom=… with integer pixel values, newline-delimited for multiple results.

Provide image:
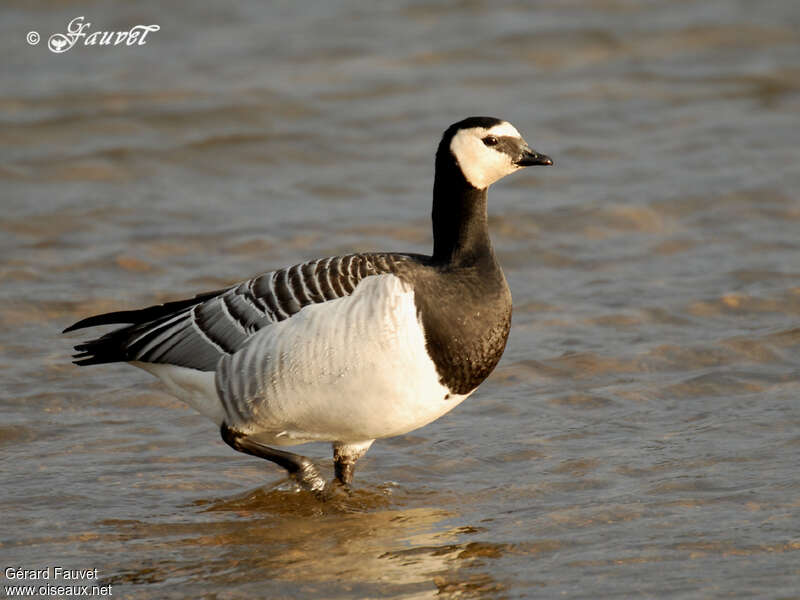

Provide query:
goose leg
left=220, top=424, right=326, bottom=493
left=332, top=440, right=374, bottom=486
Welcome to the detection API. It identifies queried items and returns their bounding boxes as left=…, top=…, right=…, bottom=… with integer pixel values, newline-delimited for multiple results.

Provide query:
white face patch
left=449, top=122, right=525, bottom=189
left=487, top=122, right=521, bottom=138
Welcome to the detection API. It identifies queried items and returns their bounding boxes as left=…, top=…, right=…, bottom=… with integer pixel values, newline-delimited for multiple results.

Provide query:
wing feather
left=65, top=253, right=419, bottom=371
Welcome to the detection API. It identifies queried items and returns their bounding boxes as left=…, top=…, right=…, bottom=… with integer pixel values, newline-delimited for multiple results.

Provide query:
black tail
left=64, top=288, right=227, bottom=366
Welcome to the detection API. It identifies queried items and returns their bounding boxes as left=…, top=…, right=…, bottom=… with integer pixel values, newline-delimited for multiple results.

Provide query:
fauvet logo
left=27, top=16, right=160, bottom=54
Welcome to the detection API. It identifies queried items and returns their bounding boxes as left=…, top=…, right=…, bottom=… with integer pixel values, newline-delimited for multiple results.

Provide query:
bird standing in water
left=64, top=117, right=552, bottom=495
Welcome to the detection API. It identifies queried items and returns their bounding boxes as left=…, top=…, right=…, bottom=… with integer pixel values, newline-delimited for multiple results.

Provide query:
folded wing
left=65, top=253, right=416, bottom=371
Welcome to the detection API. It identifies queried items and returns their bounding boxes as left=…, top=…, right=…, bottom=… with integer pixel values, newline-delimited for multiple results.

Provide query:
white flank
left=450, top=123, right=523, bottom=189
left=216, top=274, right=469, bottom=445
left=133, top=361, right=224, bottom=424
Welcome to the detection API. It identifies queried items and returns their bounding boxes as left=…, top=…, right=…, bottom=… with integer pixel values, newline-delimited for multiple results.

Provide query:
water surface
left=2, top=1, right=799, bottom=598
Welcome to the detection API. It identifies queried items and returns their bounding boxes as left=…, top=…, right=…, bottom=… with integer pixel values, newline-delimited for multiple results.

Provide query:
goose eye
left=482, top=135, right=499, bottom=147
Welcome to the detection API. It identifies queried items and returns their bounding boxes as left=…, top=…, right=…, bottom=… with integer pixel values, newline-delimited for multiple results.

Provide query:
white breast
left=215, top=274, right=469, bottom=445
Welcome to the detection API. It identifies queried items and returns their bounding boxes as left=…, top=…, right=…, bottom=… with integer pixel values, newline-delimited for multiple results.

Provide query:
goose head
left=440, top=117, right=552, bottom=190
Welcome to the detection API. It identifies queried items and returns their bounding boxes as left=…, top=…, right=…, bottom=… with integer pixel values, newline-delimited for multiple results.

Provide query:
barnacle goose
left=64, top=117, right=552, bottom=494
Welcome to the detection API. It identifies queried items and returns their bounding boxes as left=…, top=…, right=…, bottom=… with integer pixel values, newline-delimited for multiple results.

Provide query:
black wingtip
left=63, top=286, right=230, bottom=367
left=62, top=310, right=138, bottom=334
left=68, top=339, right=129, bottom=367
left=72, top=356, right=108, bottom=366
left=62, top=288, right=228, bottom=335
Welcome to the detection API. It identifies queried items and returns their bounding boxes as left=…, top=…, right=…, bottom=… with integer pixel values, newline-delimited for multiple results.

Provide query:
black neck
left=431, top=153, right=493, bottom=266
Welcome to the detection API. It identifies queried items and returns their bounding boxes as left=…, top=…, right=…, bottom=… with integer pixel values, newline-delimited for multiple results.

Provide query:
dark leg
left=221, top=424, right=326, bottom=493
left=332, top=440, right=374, bottom=486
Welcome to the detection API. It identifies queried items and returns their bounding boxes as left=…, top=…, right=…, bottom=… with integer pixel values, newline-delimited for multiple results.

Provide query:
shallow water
left=2, top=1, right=800, bottom=598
